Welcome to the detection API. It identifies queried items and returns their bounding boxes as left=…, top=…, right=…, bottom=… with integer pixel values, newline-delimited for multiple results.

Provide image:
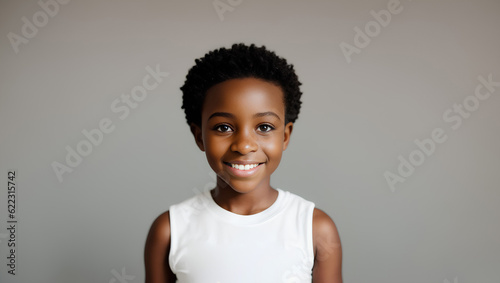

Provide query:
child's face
left=191, top=78, right=293, bottom=194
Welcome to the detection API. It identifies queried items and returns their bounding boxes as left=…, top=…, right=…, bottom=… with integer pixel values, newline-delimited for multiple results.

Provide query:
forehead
left=202, top=78, right=285, bottom=118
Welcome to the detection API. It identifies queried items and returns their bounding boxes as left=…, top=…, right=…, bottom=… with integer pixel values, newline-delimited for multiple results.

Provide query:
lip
left=224, top=160, right=264, bottom=165
left=223, top=161, right=264, bottom=178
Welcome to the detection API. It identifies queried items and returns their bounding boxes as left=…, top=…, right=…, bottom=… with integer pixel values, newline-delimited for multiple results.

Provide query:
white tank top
left=168, top=188, right=315, bottom=283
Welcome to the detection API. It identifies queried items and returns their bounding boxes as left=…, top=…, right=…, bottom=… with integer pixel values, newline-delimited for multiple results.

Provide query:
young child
left=144, top=43, right=342, bottom=283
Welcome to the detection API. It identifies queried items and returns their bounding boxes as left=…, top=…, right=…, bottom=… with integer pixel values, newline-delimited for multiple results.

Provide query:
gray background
left=1, top=0, right=499, bottom=282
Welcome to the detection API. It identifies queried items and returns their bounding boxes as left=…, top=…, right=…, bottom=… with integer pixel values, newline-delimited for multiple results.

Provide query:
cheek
left=204, top=138, right=226, bottom=163
left=261, top=137, right=285, bottom=160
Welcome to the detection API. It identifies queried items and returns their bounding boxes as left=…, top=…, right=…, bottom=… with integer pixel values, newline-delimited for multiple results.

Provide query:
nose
left=230, top=129, right=258, bottom=155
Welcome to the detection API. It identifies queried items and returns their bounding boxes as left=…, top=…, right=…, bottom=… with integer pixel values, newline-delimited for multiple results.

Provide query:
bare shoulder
left=148, top=210, right=171, bottom=240
left=144, top=210, right=176, bottom=283
left=313, top=208, right=340, bottom=241
left=312, top=208, right=343, bottom=282
left=144, top=210, right=171, bottom=257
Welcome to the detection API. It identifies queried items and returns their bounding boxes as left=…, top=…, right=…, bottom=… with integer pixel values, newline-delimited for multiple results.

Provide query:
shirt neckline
left=202, top=188, right=287, bottom=226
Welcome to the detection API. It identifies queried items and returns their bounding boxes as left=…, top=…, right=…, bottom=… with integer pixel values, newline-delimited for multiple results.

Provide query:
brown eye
left=258, top=124, right=274, bottom=133
left=215, top=124, right=232, bottom=133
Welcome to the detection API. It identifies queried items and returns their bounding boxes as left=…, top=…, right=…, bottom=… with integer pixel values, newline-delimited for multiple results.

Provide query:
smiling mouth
left=223, top=162, right=264, bottom=171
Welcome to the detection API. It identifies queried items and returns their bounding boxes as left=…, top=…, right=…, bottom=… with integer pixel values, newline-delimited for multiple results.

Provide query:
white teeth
left=231, top=163, right=260, bottom=170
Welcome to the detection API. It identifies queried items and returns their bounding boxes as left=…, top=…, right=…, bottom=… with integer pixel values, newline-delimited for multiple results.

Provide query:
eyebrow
left=208, top=111, right=281, bottom=121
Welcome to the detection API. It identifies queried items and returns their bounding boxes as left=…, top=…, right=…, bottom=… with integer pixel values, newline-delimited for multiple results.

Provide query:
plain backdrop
left=1, top=0, right=499, bottom=282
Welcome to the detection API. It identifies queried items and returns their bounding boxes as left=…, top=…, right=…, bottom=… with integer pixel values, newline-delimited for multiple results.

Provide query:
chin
left=229, top=179, right=268, bottom=194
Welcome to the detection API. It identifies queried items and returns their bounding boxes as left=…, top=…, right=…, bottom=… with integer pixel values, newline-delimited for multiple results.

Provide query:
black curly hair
left=181, top=43, right=302, bottom=127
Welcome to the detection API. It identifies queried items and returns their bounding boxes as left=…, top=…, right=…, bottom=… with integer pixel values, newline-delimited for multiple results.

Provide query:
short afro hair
left=181, top=43, right=302, bottom=127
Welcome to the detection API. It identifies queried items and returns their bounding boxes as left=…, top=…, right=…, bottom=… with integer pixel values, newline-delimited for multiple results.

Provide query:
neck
left=210, top=176, right=278, bottom=215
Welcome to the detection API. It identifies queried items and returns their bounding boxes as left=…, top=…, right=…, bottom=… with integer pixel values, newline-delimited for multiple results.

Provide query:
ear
left=282, top=122, right=294, bottom=151
left=190, top=123, right=205, bottom=152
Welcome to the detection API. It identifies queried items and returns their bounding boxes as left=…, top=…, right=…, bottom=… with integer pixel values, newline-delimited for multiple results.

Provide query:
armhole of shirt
left=306, top=202, right=316, bottom=264
left=167, top=205, right=177, bottom=273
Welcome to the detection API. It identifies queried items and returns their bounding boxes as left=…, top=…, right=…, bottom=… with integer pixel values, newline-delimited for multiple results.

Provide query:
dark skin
left=144, top=78, right=342, bottom=283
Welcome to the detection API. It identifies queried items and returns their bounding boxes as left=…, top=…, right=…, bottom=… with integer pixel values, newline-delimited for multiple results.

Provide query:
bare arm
left=312, top=208, right=343, bottom=283
left=144, top=211, right=177, bottom=283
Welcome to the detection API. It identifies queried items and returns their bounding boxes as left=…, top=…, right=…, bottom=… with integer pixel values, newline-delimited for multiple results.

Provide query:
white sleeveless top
left=168, top=188, right=315, bottom=283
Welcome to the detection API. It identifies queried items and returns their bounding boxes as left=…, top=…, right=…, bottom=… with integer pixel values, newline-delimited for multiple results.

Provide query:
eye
left=258, top=124, right=275, bottom=133
left=214, top=124, right=233, bottom=133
